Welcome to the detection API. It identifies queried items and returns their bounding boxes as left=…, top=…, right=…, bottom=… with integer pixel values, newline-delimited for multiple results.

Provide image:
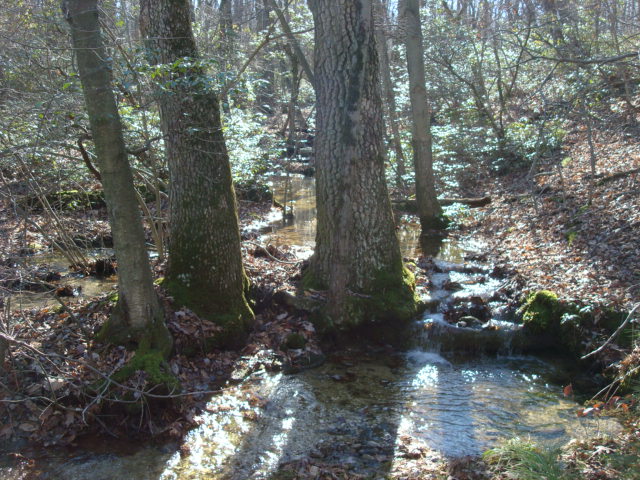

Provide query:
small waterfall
left=414, top=253, right=523, bottom=356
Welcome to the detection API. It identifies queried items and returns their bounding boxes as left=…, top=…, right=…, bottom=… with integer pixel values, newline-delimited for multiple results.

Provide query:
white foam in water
left=406, top=350, right=453, bottom=367
left=421, top=312, right=447, bottom=324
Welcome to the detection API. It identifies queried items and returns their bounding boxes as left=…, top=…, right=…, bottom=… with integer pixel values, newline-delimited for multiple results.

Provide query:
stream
left=1, top=174, right=621, bottom=479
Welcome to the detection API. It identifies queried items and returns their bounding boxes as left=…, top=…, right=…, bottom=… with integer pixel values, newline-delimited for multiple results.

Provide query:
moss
left=519, top=290, right=562, bottom=334
left=282, top=332, right=307, bottom=350
left=370, top=266, right=419, bottom=321
left=164, top=276, right=254, bottom=350
left=203, top=313, right=252, bottom=351
left=333, top=265, right=419, bottom=345
left=95, top=294, right=173, bottom=359
left=111, top=348, right=179, bottom=392
left=301, top=260, right=418, bottom=345
left=301, top=268, right=327, bottom=291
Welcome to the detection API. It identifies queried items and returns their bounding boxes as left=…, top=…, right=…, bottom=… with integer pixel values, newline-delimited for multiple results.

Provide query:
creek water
left=6, top=249, right=117, bottom=311
left=0, top=175, right=621, bottom=479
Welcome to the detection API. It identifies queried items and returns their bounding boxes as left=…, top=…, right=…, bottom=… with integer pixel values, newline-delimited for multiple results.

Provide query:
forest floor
left=0, top=124, right=639, bottom=478
left=467, top=126, right=639, bottom=311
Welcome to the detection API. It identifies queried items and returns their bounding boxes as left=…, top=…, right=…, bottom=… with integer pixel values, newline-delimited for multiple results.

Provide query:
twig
left=0, top=331, right=240, bottom=401
left=243, top=241, right=301, bottom=265
left=581, top=304, right=639, bottom=360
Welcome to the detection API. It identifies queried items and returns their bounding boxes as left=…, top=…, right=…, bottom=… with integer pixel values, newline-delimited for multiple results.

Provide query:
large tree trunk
left=400, top=0, right=443, bottom=229
left=62, top=0, right=171, bottom=355
left=140, top=0, right=253, bottom=349
left=306, top=0, right=417, bottom=342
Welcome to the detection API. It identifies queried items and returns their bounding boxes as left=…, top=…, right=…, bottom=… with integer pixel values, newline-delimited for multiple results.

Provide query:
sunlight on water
left=0, top=353, right=622, bottom=480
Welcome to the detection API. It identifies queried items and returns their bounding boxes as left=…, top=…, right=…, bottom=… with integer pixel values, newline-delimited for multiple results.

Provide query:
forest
left=0, top=0, right=639, bottom=478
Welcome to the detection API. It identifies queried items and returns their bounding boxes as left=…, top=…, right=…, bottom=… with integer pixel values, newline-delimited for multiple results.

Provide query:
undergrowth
left=483, top=438, right=572, bottom=480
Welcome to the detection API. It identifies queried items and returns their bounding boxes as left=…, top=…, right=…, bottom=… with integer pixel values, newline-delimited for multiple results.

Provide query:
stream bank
left=0, top=173, right=637, bottom=479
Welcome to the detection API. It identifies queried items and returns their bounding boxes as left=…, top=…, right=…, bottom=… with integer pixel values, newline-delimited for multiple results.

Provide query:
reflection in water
left=263, top=175, right=316, bottom=256
left=399, top=352, right=609, bottom=458
left=6, top=250, right=118, bottom=311
left=7, top=354, right=619, bottom=480
left=264, top=175, right=471, bottom=262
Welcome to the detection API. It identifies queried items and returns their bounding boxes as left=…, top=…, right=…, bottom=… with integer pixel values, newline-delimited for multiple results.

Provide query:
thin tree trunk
left=268, top=0, right=316, bottom=90
left=374, top=0, right=407, bottom=191
left=400, top=0, right=443, bottom=228
left=140, top=0, right=253, bottom=349
left=306, top=0, right=416, bottom=340
left=62, top=0, right=171, bottom=355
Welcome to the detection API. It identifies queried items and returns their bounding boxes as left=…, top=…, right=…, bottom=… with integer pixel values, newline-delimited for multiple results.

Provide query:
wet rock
left=450, top=296, right=492, bottom=322
left=55, top=285, right=76, bottom=297
left=283, top=351, right=326, bottom=374
left=443, top=280, right=463, bottom=291
left=459, top=316, right=483, bottom=327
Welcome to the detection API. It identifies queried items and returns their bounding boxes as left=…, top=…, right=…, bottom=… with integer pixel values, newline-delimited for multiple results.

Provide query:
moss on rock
left=519, top=290, right=562, bottom=334
left=282, top=332, right=307, bottom=350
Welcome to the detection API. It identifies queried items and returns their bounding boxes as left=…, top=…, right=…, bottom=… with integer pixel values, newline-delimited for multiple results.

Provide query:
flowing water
left=0, top=175, right=622, bottom=479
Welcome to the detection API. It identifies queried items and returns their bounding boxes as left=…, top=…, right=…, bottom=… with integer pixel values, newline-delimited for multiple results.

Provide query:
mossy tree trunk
left=62, top=0, right=171, bottom=356
left=306, top=0, right=417, bottom=338
left=400, top=0, right=443, bottom=229
left=139, top=0, right=253, bottom=348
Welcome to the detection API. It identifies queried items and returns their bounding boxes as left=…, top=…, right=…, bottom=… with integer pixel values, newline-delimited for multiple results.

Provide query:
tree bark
left=400, top=0, right=443, bottom=229
left=373, top=0, right=408, bottom=191
left=306, top=0, right=416, bottom=340
left=62, top=0, right=171, bottom=355
left=140, top=0, right=253, bottom=349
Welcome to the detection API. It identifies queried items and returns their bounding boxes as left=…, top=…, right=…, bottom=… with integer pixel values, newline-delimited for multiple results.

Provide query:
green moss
left=519, top=290, right=561, bottom=334
left=112, top=349, right=179, bottom=392
left=95, top=293, right=173, bottom=359
left=301, top=261, right=418, bottom=345
left=565, top=230, right=578, bottom=246
left=301, top=268, right=327, bottom=291
left=164, top=276, right=254, bottom=350
left=282, top=332, right=307, bottom=350
left=370, top=266, right=419, bottom=321
left=203, top=313, right=253, bottom=351
left=334, top=265, right=419, bottom=345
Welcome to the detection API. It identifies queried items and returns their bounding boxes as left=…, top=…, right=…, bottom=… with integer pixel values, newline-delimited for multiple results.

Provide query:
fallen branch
left=596, top=167, right=640, bottom=185
left=392, top=196, right=491, bottom=212
left=243, top=240, right=301, bottom=265
left=581, top=303, right=639, bottom=360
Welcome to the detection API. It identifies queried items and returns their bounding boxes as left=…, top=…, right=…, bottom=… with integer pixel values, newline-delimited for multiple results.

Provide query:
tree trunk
left=218, top=0, right=234, bottom=112
left=374, top=0, right=407, bottom=191
left=62, top=0, right=171, bottom=355
left=400, top=0, right=443, bottom=229
left=255, top=0, right=275, bottom=114
left=306, top=0, right=416, bottom=342
left=268, top=0, right=316, bottom=90
left=140, top=0, right=253, bottom=349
